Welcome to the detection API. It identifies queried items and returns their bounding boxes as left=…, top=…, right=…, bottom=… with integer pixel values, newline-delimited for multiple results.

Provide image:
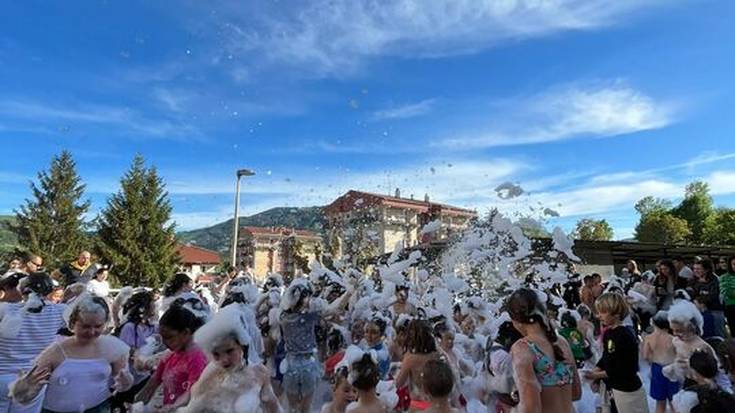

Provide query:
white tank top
left=43, top=343, right=112, bottom=412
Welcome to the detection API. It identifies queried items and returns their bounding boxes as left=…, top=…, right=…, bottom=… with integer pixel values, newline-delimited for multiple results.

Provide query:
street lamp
left=231, top=168, right=255, bottom=268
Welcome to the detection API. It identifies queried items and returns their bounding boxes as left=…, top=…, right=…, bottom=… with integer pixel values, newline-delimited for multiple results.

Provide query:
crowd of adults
left=1, top=251, right=735, bottom=413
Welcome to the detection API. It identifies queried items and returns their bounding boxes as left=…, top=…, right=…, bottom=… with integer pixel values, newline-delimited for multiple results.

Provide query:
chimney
left=424, top=193, right=430, bottom=202
left=395, top=188, right=400, bottom=198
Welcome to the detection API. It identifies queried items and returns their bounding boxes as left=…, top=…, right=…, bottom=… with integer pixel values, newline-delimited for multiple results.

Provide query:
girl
left=158, top=273, right=193, bottom=317
left=322, top=367, right=357, bottom=413
left=11, top=294, right=133, bottom=413
left=279, top=279, right=352, bottom=413
left=338, top=347, right=386, bottom=413
left=87, top=268, right=111, bottom=298
left=642, top=311, right=678, bottom=413
left=421, top=360, right=459, bottom=413
left=508, top=288, right=580, bottom=413
left=557, top=310, right=587, bottom=368
left=655, top=260, right=677, bottom=311
left=394, top=319, right=441, bottom=412
left=325, top=328, right=347, bottom=379
left=363, top=315, right=391, bottom=379
left=183, top=304, right=280, bottom=413
left=111, top=290, right=158, bottom=412
left=584, top=293, right=649, bottom=413
left=0, top=272, right=66, bottom=412
left=663, top=300, right=718, bottom=387
left=135, top=305, right=207, bottom=412
left=433, top=322, right=472, bottom=408
left=484, top=320, right=521, bottom=413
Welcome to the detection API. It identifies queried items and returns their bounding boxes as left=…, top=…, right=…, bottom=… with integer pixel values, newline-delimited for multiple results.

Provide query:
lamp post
left=231, top=168, right=255, bottom=269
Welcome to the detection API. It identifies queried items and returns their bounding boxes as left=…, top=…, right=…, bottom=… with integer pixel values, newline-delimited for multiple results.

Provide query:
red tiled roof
left=324, top=190, right=477, bottom=217
left=241, top=226, right=320, bottom=239
left=176, top=243, right=221, bottom=265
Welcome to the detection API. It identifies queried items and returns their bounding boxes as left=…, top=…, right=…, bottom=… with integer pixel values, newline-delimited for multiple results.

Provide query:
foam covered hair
left=668, top=300, right=704, bottom=335
left=194, top=303, right=261, bottom=365
left=63, top=293, right=109, bottom=327
left=335, top=344, right=379, bottom=385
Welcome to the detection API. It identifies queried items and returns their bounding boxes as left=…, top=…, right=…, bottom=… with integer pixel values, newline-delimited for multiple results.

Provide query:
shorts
left=650, top=362, right=680, bottom=401
left=282, top=354, right=322, bottom=400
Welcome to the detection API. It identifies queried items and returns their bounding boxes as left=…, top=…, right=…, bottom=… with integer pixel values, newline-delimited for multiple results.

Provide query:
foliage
left=704, top=207, right=735, bottom=246
left=634, top=196, right=672, bottom=216
left=96, top=155, right=179, bottom=287
left=634, top=211, right=690, bottom=244
left=7, top=151, right=90, bottom=269
left=671, top=181, right=715, bottom=244
left=573, top=218, right=614, bottom=241
left=516, top=217, right=551, bottom=238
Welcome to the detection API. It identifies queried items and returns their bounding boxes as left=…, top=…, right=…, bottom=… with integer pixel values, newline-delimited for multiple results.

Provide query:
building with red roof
left=324, top=189, right=477, bottom=261
left=176, top=243, right=221, bottom=277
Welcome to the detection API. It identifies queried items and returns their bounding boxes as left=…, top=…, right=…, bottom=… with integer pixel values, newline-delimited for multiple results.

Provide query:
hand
left=22, top=365, right=51, bottom=387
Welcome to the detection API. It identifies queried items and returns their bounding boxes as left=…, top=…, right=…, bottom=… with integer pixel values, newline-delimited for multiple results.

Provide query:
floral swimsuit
left=521, top=338, right=573, bottom=387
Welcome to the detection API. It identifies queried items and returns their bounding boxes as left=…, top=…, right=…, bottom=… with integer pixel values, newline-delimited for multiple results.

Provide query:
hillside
left=177, top=206, right=326, bottom=254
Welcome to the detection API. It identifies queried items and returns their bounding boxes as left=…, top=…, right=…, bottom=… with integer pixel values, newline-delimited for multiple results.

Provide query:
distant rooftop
left=176, top=243, right=221, bottom=265
left=241, top=226, right=320, bottom=239
left=324, top=189, right=477, bottom=217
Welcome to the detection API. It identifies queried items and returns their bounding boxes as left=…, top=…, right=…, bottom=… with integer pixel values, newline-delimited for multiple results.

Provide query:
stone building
left=323, top=190, right=476, bottom=263
left=237, top=226, right=322, bottom=282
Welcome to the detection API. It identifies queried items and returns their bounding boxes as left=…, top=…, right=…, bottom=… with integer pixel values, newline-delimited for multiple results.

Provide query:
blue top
left=370, top=342, right=391, bottom=379
left=280, top=310, right=319, bottom=355
left=521, top=338, right=573, bottom=387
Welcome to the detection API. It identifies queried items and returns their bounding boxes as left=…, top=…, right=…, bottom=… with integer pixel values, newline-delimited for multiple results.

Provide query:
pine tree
left=9, top=151, right=90, bottom=268
left=96, top=155, right=179, bottom=287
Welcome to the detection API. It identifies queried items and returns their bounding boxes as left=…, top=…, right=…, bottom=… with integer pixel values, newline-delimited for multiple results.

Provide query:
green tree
left=704, top=207, right=735, bottom=246
left=634, top=196, right=672, bottom=216
left=573, top=218, right=614, bottom=241
left=671, top=181, right=715, bottom=244
left=96, top=155, right=179, bottom=287
left=8, top=151, right=90, bottom=268
left=516, top=217, right=550, bottom=239
left=634, top=211, right=690, bottom=244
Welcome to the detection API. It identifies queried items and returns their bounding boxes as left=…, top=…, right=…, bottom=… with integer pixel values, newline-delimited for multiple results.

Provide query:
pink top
left=154, top=346, right=208, bottom=405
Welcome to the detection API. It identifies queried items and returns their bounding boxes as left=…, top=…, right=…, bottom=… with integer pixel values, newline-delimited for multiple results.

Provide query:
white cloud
left=707, top=171, right=735, bottom=195
left=372, top=99, right=435, bottom=120
left=218, top=0, right=670, bottom=76
left=436, top=83, right=676, bottom=149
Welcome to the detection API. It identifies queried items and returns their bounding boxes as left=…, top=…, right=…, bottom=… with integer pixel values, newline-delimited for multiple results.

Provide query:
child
left=663, top=300, right=715, bottom=386
left=363, top=315, right=391, bottom=379
left=135, top=305, right=207, bottom=412
left=584, top=293, right=649, bottom=413
left=340, top=347, right=385, bottom=413
left=672, top=350, right=735, bottom=413
left=576, top=304, right=599, bottom=361
left=484, top=321, right=521, bottom=413
left=421, top=359, right=459, bottom=413
left=325, top=327, right=347, bottom=379
left=557, top=310, right=587, bottom=367
left=642, top=311, right=679, bottom=413
left=183, top=304, right=280, bottom=413
left=111, top=290, right=158, bottom=411
left=322, top=367, right=357, bottom=413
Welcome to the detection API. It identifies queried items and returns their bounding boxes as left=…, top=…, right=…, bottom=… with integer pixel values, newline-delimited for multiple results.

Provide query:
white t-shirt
left=679, top=266, right=694, bottom=280
left=87, top=279, right=110, bottom=297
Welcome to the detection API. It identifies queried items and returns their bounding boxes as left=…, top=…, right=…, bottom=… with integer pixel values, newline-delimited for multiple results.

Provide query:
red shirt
left=154, top=346, right=208, bottom=405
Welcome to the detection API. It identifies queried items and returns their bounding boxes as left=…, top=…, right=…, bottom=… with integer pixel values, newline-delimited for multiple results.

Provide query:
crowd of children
left=3, top=254, right=735, bottom=412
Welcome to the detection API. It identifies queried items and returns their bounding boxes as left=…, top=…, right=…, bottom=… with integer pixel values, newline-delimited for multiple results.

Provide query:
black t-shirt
left=597, top=325, right=642, bottom=392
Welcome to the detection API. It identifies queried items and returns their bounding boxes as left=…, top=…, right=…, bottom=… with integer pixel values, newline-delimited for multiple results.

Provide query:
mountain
left=177, top=206, right=326, bottom=254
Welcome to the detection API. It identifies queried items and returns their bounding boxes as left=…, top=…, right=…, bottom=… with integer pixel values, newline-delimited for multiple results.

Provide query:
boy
left=584, top=293, right=649, bottom=413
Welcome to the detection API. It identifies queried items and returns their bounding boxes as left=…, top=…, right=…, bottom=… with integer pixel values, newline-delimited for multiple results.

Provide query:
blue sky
left=1, top=1, right=734, bottom=238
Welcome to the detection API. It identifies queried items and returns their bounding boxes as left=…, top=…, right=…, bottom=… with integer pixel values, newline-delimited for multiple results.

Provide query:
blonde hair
left=595, top=292, right=629, bottom=320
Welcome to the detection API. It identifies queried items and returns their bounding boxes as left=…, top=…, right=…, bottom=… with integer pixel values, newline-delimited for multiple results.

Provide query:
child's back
left=644, top=329, right=676, bottom=365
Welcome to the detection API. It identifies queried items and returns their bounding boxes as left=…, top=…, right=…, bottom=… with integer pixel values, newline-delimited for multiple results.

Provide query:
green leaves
left=573, top=218, right=614, bottom=241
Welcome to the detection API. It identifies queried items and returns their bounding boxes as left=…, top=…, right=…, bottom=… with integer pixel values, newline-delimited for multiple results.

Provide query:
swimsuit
left=520, top=338, right=573, bottom=387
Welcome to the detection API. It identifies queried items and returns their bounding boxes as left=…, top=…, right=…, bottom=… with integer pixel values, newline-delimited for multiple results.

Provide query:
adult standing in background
left=60, top=250, right=97, bottom=286
left=720, top=256, right=735, bottom=336
left=673, top=256, right=693, bottom=290
left=654, top=260, right=676, bottom=311
left=19, top=254, right=43, bottom=275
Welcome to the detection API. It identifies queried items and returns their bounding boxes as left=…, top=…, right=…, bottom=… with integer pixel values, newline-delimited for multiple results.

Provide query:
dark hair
left=332, top=366, right=349, bottom=387
left=695, top=259, right=714, bottom=280
left=659, top=259, right=677, bottom=277
left=507, top=288, right=565, bottom=361
left=368, top=316, right=388, bottom=337
left=114, top=290, right=154, bottom=337
left=422, top=359, right=453, bottom=398
left=69, top=296, right=110, bottom=327
left=690, top=349, right=718, bottom=379
left=351, top=353, right=380, bottom=391
left=160, top=305, right=204, bottom=333
left=582, top=275, right=593, bottom=284
left=221, top=291, right=247, bottom=308
left=495, top=321, right=523, bottom=350
left=716, top=339, right=735, bottom=374
left=285, top=283, right=313, bottom=312
left=0, top=272, right=23, bottom=290
left=560, top=312, right=577, bottom=329
left=652, top=311, right=671, bottom=332
left=433, top=322, right=451, bottom=338
left=576, top=304, right=591, bottom=319
left=327, top=328, right=346, bottom=355
left=163, top=273, right=191, bottom=297
left=22, top=272, right=54, bottom=296
left=404, top=319, right=437, bottom=354
left=728, top=256, right=735, bottom=273
left=94, top=267, right=108, bottom=279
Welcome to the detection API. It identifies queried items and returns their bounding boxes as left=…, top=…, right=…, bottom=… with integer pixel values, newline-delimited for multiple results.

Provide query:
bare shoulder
left=253, top=364, right=270, bottom=382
